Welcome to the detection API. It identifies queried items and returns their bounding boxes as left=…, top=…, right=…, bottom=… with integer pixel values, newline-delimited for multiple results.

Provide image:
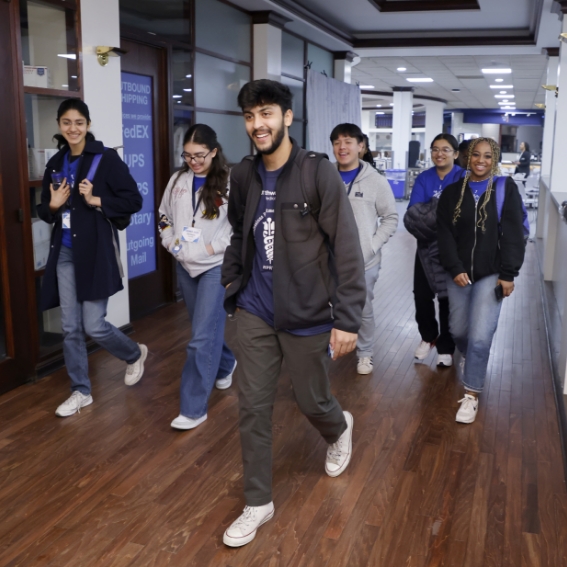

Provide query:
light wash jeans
left=357, top=262, right=381, bottom=358
left=56, top=245, right=141, bottom=396
left=176, top=263, right=235, bottom=419
left=446, top=273, right=503, bottom=393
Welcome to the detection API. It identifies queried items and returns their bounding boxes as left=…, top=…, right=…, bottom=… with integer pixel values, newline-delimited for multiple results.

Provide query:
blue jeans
left=357, top=262, right=380, bottom=358
left=446, top=273, right=503, bottom=393
left=56, top=246, right=141, bottom=396
left=176, top=263, right=235, bottom=418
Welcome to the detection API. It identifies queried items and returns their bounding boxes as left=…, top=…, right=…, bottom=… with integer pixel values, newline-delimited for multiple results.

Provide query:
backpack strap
left=495, top=176, right=507, bottom=223
left=86, top=149, right=106, bottom=182
left=298, top=151, right=328, bottom=222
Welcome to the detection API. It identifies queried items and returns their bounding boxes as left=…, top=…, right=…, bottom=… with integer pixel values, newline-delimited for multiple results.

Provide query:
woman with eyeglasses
left=437, top=137, right=525, bottom=423
left=404, top=134, right=463, bottom=367
left=158, top=124, right=236, bottom=430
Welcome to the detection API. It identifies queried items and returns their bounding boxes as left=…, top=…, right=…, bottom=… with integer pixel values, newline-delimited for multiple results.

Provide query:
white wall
left=481, top=123, right=500, bottom=141
left=516, top=125, right=543, bottom=154
left=81, top=0, right=130, bottom=328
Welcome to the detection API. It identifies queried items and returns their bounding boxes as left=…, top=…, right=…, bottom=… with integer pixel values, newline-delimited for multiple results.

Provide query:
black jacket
left=221, top=141, right=366, bottom=333
left=516, top=151, right=530, bottom=176
left=404, top=198, right=447, bottom=298
left=437, top=176, right=525, bottom=283
left=38, top=141, right=143, bottom=310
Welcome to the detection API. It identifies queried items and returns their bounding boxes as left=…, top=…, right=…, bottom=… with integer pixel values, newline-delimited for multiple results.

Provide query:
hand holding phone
left=51, top=171, right=64, bottom=191
left=494, top=284, right=504, bottom=301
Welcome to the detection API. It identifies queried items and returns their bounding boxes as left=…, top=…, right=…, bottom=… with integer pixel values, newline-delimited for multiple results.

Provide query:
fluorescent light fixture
left=172, top=95, right=182, bottom=99
left=376, top=104, right=382, bottom=107
left=498, top=101, right=512, bottom=105
left=389, top=103, right=394, bottom=106
left=186, top=74, right=192, bottom=78
left=71, top=75, right=77, bottom=79
left=406, top=78, right=433, bottom=83
left=183, top=88, right=192, bottom=92
left=57, top=53, right=76, bottom=60
left=482, top=68, right=511, bottom=74
left=495, top=94, right=514, bottom=99
left=495, top=78, right=504, bottom=82
left=397, top=67, right=406, bottom=71
left=360, top=85, right=375, bottom=89
left=500, top=91, right=507, bottom=94
left=502, top=106, right=515, bottom=109
left=490, top=84, right=512, bottom=89
left=376, top=112, right=385, bottom=115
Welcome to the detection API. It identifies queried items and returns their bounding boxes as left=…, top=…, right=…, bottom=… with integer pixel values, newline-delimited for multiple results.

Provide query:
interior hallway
left=1, top=218, right=566, bottom=567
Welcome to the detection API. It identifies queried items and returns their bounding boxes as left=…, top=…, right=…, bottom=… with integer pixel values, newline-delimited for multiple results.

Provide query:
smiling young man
left=221, top=80, right=366, bottom=547
left=331, top=124, right=398, bottom=375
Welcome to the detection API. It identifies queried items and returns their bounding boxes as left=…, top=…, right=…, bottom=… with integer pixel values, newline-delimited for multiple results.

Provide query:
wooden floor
left=1, top=222, right=567, bottom=567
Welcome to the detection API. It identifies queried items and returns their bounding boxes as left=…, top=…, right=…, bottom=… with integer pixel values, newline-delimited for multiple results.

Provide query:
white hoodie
left=158, top=169, right=232, bottom=277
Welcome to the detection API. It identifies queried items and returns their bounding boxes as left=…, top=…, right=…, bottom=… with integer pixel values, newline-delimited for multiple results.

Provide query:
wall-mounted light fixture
left=541, top=84, right=559, bottom=98
left=535, top=103, right=546, bottom=109
left=96, top=46, right=127, bottom=67
left=559, top=33, right=567, bottom=42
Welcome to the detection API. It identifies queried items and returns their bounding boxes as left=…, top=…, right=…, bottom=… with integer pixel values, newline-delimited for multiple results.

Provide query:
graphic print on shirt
left=252, top=188, right=276, bottom=272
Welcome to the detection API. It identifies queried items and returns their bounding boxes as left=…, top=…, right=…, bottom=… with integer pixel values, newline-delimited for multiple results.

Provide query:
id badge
left=62, top=211, right=71, bottom=229
left=181, top=226, right=202, bottom=243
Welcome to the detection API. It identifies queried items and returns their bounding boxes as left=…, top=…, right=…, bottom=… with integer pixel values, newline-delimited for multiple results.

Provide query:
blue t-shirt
left=339, top=167, right=360, bottom=188
left=468, top=178, right=489, bottom=203
left=408, top=164, right=464, bottom=208
left=193, top=175, right=206, bottom=192
left=237, top=161, right=333, bottom=336
left=61, top=153, right=80, bottom=249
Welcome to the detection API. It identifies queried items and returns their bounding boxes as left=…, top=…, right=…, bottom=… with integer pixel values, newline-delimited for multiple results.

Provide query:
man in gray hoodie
left=331, top=123, right=399, bottom=375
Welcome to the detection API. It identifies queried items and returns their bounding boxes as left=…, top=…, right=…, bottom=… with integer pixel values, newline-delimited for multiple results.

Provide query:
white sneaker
left=456, top=394, right=478, bottom=424
left=170, top=414, right=207, bottom=430
left=437, top=354, right=453, bottom=367
left=414, top=340, right=434, bottom=360
left=125, top=344, right=148, bottom=386
left=325, top=411, right=353, bottom=477
left=216, top=360, right=237, bottom=390
left=223, top=502, right=275, bottom=547
left=357, top=357, right=373, bottom=375
left=55, top=391, right=93, bottom=417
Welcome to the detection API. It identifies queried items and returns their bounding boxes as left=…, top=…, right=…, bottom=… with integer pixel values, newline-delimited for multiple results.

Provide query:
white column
left=252, top=12, right=289, bottom=82
left=392, top=88, right=413, bottom=169
left=81, top=0, right=130, bottom=328
left=361, top=110, right=371, bottom=135
left=334, top=52, right=356, bottom=84
left=541, top=55, right=559, bottom=178
left=423, top=100, right=445, bottom=162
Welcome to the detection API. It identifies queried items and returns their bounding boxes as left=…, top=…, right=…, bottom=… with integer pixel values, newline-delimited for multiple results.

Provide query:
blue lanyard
left=346, top=165, right=362, bottom=196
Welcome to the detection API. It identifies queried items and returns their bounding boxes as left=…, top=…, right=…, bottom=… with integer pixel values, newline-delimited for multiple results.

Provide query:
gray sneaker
left=125, top=344, right=148, bottom=386
left=55, top=391, right=93, bottom=417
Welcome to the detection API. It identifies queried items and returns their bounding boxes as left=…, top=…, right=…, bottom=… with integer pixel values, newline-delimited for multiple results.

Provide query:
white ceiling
left=354, top=54, right=549, bottom=109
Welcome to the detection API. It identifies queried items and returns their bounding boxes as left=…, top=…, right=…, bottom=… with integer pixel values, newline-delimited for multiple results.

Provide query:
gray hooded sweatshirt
left=343, top=160, right=399, bottom=270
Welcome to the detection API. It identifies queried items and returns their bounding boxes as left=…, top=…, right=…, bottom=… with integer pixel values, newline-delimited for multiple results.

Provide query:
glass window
left=308, top=43, right=334, bottom=78
left=173, top=108, right=194, bottom=169
left=281, top=76, right=304, bottom=120
left=195, top=112, right=250, bottom=165
left=195, top=0, right=251, bottom=63
left=282, top=32, right=304, bottom=78
left=20, top=0, right=79, bottom=91
left=289, top=121, right=304, bottom=148
left=194, top=53, right=250, bottom=112
left=172, top=49, right=194, bottom=107
left=120, top=0, right=191, bottom=43
left=24, top=94, right=64, bottom=180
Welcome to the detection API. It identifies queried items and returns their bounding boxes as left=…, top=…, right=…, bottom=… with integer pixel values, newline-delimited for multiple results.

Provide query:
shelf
left=23, top=87, right=80, bottom=98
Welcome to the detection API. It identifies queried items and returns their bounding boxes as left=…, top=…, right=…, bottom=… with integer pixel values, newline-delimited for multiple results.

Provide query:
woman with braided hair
left=437, top=138, right=526, bottom=424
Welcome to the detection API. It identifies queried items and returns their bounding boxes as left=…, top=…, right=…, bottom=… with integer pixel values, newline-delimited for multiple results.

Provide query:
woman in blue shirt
left=405, top=134, right=463, bottom=367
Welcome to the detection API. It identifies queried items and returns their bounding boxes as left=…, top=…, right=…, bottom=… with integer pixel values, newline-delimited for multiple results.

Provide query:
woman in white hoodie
left=158, top=124, right=236, bottom=430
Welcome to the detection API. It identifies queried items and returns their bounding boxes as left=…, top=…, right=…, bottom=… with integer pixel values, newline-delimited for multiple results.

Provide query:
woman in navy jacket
left=38, top=99, right=147, bottom=418
left=437, top=137, right=525, bottom=424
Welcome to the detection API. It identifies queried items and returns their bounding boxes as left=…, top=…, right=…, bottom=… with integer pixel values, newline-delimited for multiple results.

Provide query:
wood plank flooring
left=1, top=219, right=566, bottom=566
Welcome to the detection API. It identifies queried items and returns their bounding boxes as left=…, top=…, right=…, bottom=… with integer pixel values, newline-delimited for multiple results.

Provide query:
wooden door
left=120, top=39, right=174, bottom=320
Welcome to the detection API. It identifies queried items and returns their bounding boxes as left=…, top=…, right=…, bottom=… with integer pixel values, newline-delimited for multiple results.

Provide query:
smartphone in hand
left=51, top=171, right=64, bottom=190
left=494, top=284, right=504, bottom=301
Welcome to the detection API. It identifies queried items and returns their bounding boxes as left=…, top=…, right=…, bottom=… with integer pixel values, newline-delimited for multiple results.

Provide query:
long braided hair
left=452, top=137, right=501, bottom=232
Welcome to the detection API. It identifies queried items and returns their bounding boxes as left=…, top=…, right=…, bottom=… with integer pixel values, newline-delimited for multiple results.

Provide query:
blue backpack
left=494, top=176, right=530, bottom=241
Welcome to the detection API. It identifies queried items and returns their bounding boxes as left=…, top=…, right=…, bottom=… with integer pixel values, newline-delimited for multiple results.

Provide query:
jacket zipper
left=329, top=301, right=334, bottom=320
left=470, top=197, right=478, bottom=283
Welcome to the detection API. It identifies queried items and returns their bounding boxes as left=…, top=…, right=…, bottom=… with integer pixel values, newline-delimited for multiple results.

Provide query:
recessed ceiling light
left=482, top=68, right=511, bottom=74
left=389, top=103, right=394, bottom=106
left=183, top=88, right=192, bottom=92
left=500, top=91, right=507, bottom=94
left=360, top=85, right=375, bottom=89
left=397, top=67, right=407, bottom=71
left=495, top=94, right=514, bottom=99
left=71, top=75, right=77, bottom=79
left=177, top=101, right=181, bottom=104
left=406, top=78, right=434, bottom=83
left=490, top=84, right=512, bottom=89
left=495, top=78, right=504, bottom=82
left=186, top=74, right=192, bottom=78
left=173, top=95, right=182, bottom=99
left=499, top=102, right=515, bottom=106
left=376, top=104, right=382, bottom=107
left=376, top=112, right=385, bottom=115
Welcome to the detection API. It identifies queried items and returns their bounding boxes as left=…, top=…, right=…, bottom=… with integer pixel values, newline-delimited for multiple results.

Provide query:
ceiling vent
left=455, top=75, right=485, bottom=79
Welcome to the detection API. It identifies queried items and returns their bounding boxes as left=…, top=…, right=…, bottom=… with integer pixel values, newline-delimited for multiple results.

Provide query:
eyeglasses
left=181, top=150, right=212, bottom=164
left=431, top=147, right=455, bottom=155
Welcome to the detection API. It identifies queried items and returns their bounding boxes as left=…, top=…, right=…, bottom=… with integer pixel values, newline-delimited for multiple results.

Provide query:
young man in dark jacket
left=221, top=80, right=366, bottom=547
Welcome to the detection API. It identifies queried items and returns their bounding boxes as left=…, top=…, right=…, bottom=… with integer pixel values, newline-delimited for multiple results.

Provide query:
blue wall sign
left=121, top=72, right=156, bottom=279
